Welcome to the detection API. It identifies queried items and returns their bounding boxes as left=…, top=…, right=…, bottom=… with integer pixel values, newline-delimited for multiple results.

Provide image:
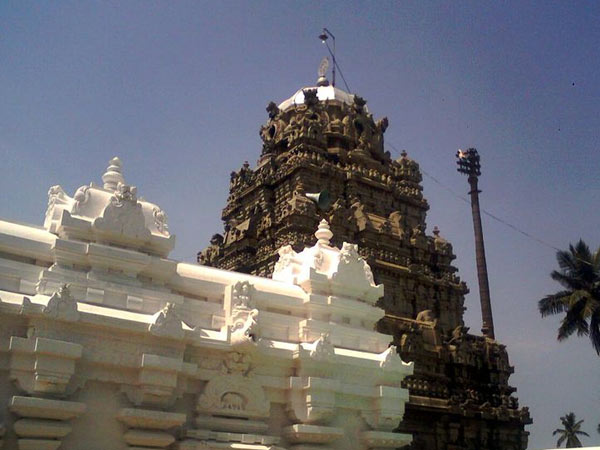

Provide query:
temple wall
left=0, top=158, right=413, bottom=450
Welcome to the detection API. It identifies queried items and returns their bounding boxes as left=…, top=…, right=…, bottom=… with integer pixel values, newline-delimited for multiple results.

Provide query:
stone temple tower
left=199, top=71, right=531, bottom=449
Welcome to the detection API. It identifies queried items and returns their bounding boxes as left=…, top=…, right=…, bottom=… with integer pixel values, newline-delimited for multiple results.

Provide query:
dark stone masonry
left=199, top=77, right=531, bottom=450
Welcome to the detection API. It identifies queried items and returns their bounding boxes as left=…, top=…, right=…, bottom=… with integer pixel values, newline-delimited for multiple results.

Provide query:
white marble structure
left=0, top=158, right=413, bottom=450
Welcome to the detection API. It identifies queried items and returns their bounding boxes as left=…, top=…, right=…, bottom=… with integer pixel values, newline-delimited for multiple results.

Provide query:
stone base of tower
left=399, top=405, right=530, bottom=450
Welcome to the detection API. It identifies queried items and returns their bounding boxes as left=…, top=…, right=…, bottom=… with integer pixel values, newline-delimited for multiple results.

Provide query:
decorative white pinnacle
left=315, top=219, right=333, bottom=246
left=102, top=156, right=125, bottom=192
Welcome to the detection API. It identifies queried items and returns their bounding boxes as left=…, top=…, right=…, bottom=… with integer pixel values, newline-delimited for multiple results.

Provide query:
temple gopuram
left=198, top=70, right=532, bottom=449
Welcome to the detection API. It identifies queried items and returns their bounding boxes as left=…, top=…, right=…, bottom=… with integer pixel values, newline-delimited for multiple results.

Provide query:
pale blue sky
left=1, top=2, right=599, bottom=448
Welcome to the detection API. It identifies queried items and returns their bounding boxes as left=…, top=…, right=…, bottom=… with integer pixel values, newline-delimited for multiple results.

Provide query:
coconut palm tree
left=552, top=412, right=589, bottom=447
left=538, top=240, right=600, bottom=355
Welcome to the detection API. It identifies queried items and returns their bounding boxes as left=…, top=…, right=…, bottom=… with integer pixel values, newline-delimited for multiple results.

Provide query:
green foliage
left=552, top=412, right=589, bottom=448
left=539, top=240, right=600, bottom=355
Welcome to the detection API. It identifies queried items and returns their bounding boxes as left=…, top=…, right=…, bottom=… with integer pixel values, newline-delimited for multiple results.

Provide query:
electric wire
left=385, top=142, right=565, bottom=253
left=324, top=40, right=351, bottom=93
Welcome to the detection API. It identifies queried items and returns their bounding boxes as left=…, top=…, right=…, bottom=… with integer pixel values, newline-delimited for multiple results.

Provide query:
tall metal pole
left=456, top=148, right=495, bottom=339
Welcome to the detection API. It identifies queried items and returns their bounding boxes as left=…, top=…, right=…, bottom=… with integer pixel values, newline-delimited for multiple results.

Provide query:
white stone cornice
left=0, top=167, right=414, bottom=449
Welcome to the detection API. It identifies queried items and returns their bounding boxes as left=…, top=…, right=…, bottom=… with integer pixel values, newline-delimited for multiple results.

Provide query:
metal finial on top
left=317, top=57, right=330, bottom=87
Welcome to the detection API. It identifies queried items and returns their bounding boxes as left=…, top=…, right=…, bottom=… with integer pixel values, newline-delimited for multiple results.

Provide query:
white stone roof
left=43, top=157, right=175, bottom=257
left=0, top=156, right=414, bottom=450
left=278, top=85, right=361, bottom=111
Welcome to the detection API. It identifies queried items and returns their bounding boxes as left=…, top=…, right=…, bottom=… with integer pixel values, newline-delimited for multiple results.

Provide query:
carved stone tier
left=9, top=335, right=82, bottom=396
left=200, top=87, right=465, bottom=333
left=9, top=396, right=86, bottom=449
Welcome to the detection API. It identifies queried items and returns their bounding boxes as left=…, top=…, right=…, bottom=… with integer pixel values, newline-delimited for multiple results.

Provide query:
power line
left=386, top=142, right=563, bottom=253
left=420, top=166, right=562, bottom=252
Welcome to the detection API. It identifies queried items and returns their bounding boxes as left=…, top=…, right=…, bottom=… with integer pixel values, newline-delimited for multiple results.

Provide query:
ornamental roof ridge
left=43, top=157, right=175, bottom=257
left=272, top=219, right=383, bottom=304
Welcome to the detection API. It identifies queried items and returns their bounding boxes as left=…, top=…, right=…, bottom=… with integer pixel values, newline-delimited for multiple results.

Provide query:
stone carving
left=197, top=370, right=269, bottom=419
left=410, top=225, right=427, bottom=250
left=340, top=242, right=360, bottom=264
left=370, top=116, right=388, bottom=158
left=328, top=198, right=349, bottom=225
left=335, top=242, right=376, bottom=286
left=197, top=233, right=224, bottom=265
left=448, top=325, right=469, bottom=345
left=43, top=284, right=80, bottom=322
left=222, top=351, right=252, bottom=375
left=229, top=281, right=260, bottom=347
left=415, top=309, right=436, bottom=323
left=45, top=185, right=70, bottom=221
left=149, top=303, right=184, bottom=339
left=71, top=185, right=90, bottom=215
left=379, top=218, right=392, bottom=234
left=380, top=345, right=399, bottom=369
left=342, top=114, right=357, bottom=141
left=93, top=182, right=151, bottom=241
left=114, top=182, right=137, bottom=205
left=310, top=333, right=335, bottom=360
left=230, top=307, right=259, bottom=346
left=231, top=280, right=254, bottom=309
left=153, top=206, right=169, bottom=235
left=273, top=245, right=296, bottom=273
left=399, top=324, right=422, bottom=358
left=266, top=101, right=279, bottom=119
left=353, top=95, right=367, bottom=112
left=221, top=392, right=245, bottom=411
left=351, top=200, right=370, bottom=232
left=303, top=88, right=318, bottom=107
left=313, top=249, right=324, bottom=269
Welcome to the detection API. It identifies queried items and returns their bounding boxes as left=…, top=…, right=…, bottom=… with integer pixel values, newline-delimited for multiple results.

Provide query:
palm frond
left=551, top=270, right=582, bottom=290
left=590, top=309, right=600, bottom=355
left=539, top=292, right=571, bottom=317
left=541, top=240, right=600, bottom=355
left=557, top=300, right=589, bottom=340
left=557, top=248, right=577, bottom=272
left=574, top=239, right=592, bottom=261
